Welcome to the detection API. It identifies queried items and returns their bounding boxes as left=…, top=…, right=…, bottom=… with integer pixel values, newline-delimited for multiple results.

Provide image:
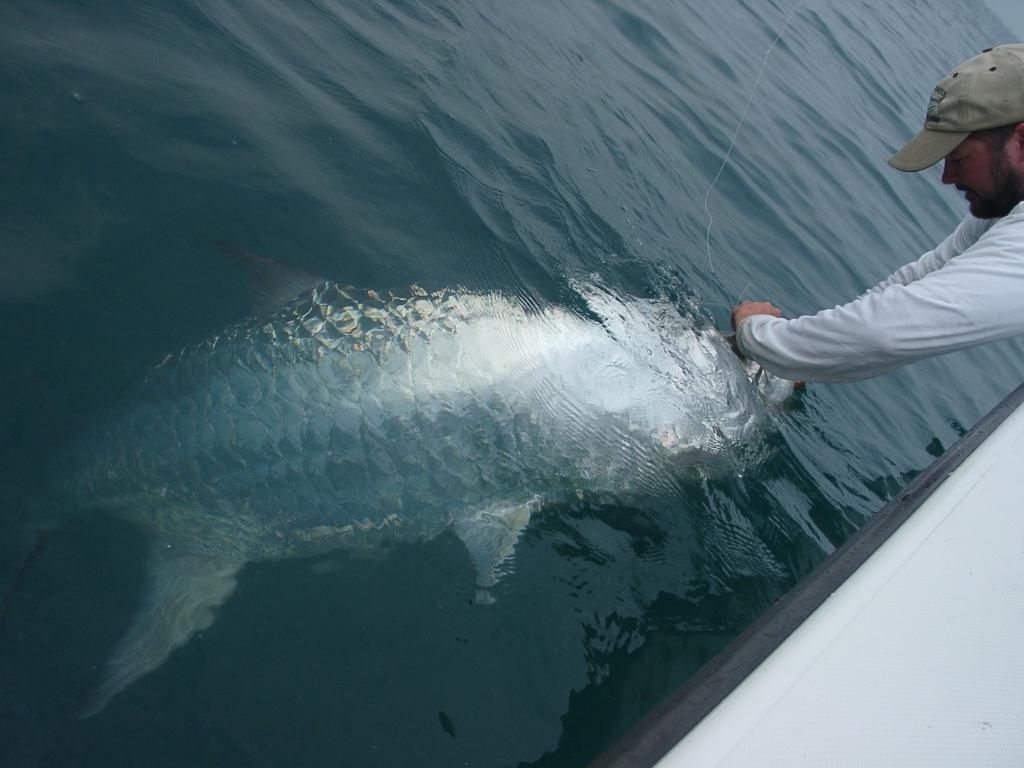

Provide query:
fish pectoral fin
left=81, top=547, right=242, bottom=718
left=452, top=497, right=540, bottom=599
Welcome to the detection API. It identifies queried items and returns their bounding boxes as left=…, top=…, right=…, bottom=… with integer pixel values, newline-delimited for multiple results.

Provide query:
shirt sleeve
left=734, top=213, right=1020, bottom=383
left=861, top=215, right=989, bottom=296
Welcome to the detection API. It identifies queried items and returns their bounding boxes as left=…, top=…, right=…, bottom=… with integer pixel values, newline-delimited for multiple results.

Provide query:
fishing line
left=703, top=0, right=808, bottom=276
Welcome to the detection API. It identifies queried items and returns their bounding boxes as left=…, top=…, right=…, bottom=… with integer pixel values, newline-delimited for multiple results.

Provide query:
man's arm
left=728, top=214, right=1006, bottom=383
left=732, top=226, right=1024, bottom=382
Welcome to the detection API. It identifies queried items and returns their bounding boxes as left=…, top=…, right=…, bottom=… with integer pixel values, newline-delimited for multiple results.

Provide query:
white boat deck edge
left=655, top=397, right=1024, bottom=766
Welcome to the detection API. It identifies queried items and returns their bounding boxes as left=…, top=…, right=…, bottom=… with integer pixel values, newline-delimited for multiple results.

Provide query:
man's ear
left=1010, top=122, right=1024, bottom=158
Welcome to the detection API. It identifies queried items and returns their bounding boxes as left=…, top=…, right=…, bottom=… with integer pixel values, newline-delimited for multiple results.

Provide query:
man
left=731, top=44, right=1024, bottom=383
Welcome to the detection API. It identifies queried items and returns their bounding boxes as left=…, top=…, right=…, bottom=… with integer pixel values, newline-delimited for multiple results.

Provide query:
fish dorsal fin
left=81, top=547, right=242, bottom=717
left=217, top=242, right=323, bottom=316
left=452, top=497, right=539, bottom=603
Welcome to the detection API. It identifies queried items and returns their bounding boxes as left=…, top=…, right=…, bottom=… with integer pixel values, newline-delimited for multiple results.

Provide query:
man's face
left=941, top=131, right=1024, bottom=219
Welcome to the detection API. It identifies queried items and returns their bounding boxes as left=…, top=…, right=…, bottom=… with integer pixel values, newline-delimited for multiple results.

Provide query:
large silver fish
left=52, top=271, right=791, bottom=715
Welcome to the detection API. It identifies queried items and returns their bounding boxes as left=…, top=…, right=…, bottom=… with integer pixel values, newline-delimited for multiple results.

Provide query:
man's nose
left=940, top=158, right=956, bottom=185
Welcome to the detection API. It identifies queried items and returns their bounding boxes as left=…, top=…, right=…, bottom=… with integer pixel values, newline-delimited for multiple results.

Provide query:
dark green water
left=1, top=1, right=1021, bottom=765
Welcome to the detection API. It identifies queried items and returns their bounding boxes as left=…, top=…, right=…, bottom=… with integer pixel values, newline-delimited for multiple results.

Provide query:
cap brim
left=888, top=127, right=968, bottom=172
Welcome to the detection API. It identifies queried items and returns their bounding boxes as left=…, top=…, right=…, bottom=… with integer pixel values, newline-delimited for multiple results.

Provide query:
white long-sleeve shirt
left=734, top=201, right=1024, bottom=382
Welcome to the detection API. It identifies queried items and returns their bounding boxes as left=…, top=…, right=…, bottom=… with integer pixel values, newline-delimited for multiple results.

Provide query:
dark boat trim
left=590, top=381, right=1024, bottom=768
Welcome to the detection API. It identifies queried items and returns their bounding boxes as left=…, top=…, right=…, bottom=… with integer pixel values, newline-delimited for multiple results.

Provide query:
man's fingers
left=730, top=301, right=782, bottom=330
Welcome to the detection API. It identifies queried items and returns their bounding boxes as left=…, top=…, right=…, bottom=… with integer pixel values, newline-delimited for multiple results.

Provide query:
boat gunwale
left=589, top=380, right=1024, bottom=768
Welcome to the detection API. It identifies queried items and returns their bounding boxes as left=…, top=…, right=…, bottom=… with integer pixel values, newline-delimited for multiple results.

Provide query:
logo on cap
left=925, top=85, right=947, bottom=124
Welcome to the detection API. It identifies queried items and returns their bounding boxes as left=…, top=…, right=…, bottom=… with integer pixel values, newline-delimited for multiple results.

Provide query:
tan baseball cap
left=889, top=44, right=1024, bottom=172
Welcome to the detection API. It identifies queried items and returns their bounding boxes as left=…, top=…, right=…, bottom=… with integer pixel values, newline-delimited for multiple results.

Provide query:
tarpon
left=49, top=267, right=792, bottom=716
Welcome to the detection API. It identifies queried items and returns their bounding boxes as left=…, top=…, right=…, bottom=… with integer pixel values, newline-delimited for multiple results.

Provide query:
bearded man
left=731, top=44, right=1024, bottom=382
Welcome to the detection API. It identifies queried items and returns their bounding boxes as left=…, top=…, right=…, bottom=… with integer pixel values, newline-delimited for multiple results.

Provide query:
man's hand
left=730, top=301, right=782, bottom=331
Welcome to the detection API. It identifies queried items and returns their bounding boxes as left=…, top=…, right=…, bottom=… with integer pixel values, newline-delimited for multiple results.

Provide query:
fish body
left=52, top=279, right=789, bottom=714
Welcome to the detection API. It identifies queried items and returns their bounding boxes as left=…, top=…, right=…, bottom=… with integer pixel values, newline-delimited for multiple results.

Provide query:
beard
left=963, top=152, right=1024, bottom=219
